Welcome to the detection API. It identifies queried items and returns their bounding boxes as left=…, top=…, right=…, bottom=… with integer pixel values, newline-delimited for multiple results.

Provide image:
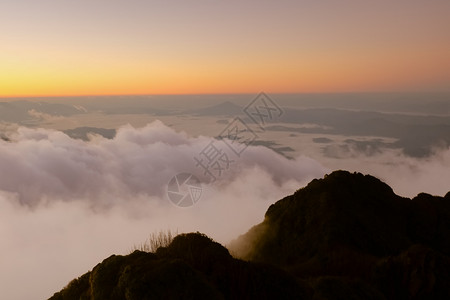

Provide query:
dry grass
left=131, top=230, right=178, bottom=253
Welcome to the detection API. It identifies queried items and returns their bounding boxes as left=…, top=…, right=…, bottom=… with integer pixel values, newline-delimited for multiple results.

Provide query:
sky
left=1, top=0, right=449, bottom=96
left=0, top=2, right=449, bottom=298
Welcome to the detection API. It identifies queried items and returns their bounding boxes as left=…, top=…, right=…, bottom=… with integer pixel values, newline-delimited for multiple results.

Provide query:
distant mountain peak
left=187, top=101, right=243, bottom=116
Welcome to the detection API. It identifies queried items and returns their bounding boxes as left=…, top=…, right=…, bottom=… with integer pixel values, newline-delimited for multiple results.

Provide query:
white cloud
left=0, top=120, right=326, bottom=300
left=27, top=109, right=67, bottom=123
left=3, top=119, right=448, bottom=299
left=319, top=146, right=450, bottom=198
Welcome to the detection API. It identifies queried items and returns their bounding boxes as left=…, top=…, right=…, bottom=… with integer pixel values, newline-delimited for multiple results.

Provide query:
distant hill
left=0, top=100, right=84, bottom=123
left=266, top=108, right=450, bottom=157
left=185, top=101, right=243, bottom=116
left=63, top=127, right=116, bottom=141
left=50, top=171, right=450, bottom=300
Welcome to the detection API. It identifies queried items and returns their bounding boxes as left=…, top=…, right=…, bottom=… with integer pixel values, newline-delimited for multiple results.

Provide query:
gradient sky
left=1, top=0, right=449, bottom=96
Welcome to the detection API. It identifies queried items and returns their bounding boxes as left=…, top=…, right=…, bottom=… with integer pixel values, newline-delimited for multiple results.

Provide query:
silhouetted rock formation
left=230, top=170, right=450, bottom=299
left=50, top=233, right=309, bottom=300
left=51, top=171, right=450, bottom=300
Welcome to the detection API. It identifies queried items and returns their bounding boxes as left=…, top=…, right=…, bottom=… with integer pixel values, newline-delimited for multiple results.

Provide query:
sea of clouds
left=1, top=120, right=449, bottom=299
left=0, top=120, right=326, bottom=299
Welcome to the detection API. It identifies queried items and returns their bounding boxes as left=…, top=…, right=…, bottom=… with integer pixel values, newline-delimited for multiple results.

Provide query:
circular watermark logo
left=167, top=173, right=202, bottom=207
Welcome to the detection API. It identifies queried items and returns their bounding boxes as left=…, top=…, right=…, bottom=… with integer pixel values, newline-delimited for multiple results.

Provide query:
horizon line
left=1, top=91, right=449, bottom=99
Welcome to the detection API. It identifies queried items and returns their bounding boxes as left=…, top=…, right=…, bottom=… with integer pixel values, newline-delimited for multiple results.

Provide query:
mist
left=1, top=119, right=449, bottom=299
left=322, top=146, right=450, bottom=198
left=0, top=120, right=325, bottom=299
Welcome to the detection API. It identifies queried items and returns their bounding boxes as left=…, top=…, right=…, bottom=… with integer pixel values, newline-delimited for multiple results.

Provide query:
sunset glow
left=1, top=1, right=449, bottom=97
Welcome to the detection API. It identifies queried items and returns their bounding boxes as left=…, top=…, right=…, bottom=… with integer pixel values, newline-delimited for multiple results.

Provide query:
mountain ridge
left=50, top=171, right=450, bottom=300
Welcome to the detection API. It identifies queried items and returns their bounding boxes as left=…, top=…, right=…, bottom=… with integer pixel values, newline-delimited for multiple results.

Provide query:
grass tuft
left=131, top=229, right=178, bottom=253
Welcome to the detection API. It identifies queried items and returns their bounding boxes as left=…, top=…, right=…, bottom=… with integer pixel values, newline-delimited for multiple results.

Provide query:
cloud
left=27, top=109, right=67, bottom=123
left=0, top=120, right=325, bottom=206
left=3, top=119, right=448, bottom=299
left=319, top=146, right=450, bottom=198
left=0, top=120, right=326, bottom=299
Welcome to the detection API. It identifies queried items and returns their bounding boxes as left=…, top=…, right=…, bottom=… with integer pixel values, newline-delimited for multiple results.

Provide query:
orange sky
left=1, top=1, right=449, bottom=97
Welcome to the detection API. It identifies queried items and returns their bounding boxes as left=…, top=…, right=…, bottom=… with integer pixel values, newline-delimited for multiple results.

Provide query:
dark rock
left=52, top=171, right=450, bottom=300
